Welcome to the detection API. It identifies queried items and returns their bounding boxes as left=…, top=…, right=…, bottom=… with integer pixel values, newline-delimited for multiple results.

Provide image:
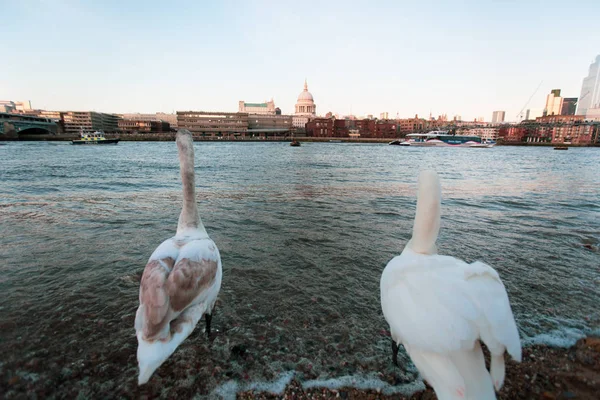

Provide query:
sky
left=2, top=0, right=599, bottom=121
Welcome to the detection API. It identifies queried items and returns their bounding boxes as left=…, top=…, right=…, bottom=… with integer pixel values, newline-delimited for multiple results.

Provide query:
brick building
left=306, top=117, right=398, bottom=138
left=118, top=119, right=170, bottom=134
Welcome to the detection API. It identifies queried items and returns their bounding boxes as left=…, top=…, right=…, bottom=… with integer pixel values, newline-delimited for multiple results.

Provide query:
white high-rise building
left=525, top=108, right=543, bottom=120
left=491, top=111, right=505, bottom=123
left=544, top=89, right=563, bottom=116
left=576, top=55, right=600, bottom=116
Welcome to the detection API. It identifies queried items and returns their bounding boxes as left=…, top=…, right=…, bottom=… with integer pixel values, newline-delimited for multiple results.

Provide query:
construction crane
left=516, top=81, right=543, bottom=120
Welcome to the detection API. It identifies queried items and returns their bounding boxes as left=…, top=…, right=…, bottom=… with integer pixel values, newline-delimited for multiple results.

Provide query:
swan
left=380, top=170, right=521, bottom=399
left=134, top=129, right=222, bottom=385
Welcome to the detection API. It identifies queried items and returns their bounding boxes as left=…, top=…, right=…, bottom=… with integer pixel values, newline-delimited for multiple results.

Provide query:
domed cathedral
left=293, top=79, right=316, bottom=130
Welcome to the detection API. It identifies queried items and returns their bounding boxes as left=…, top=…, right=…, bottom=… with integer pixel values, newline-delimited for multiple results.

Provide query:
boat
left=554, top=145, right=568, bottom=150
left=397, top=131, right=496, bottom=148
left=389, top=139, right=411, bottom=146
left=329, top=139, right=342, bottom=143
left=290, top=140, right=301, bottom=147
left=72, top=131, right=119, bottom=145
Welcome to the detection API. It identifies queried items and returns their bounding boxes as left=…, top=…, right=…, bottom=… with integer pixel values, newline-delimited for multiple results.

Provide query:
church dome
left=294, top=79, right=316, bottom=117
left=297, top=80, right=314, bottom=102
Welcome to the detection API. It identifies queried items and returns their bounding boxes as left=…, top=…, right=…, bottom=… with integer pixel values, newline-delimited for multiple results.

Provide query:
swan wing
left=137, top=237, right=220, bottom=341
left=465, top=261, right=521, bottom=361
left=138, top=240, right=178, bottom=340
left=382, top=253, right=520, bottom=357
left=167, top=238, right=220, bottom=312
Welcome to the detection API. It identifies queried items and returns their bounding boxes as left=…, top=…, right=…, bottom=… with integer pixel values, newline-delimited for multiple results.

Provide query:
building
left=463, top=127, right=499, bottom=141
left=37, top=110, right=61, bottom=121
left=118, top=119, right=170, bottom=134
left=535, top=115, right=584, bottom=124
left=238, top=100, right=276, bottom=115
left=491, top=111, right=505, bottom=123
left=576, top=55, right=600, bottom=116
left=121, top=113, right=178, bottom=128
left=0, top=100, right=32, bottom=113
left=293, top=80, right=316, bottom=129
left=525, top=108, right=543, bottom=120
left=305, top=117, right=398, bottom=138
left=373, top=121, right=397, bottom=138
left=61, top=111, right=121, bottom=134
left=398, top=115, right=427, bottom=135
left=305, top=117, right=334, bottom=137
left=247, top=114, right=293, bottom=137
left=176, top=111, right=248, bottom=138
left=549, top=123, right=598, bottom=144
left=561, top=98, right=577, bottom=116
left=509, top=115, right=600, bottom=145
left=585, top=107, right=600, bottom=121
left=544, top=89, right=563, bottom=116
left=14, top=109, right=62, bottom=122
left=380, top=112, right=389, bottom=120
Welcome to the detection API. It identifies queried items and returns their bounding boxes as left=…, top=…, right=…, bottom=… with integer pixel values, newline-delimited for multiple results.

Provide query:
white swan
left=134, top=129, right=222, bottom=385
left=380, top=170, right=521, bottom=400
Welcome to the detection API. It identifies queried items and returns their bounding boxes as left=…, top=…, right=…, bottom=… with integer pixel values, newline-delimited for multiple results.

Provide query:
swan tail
left=408, top=342, right=496, bottom=400
left=408, top=170, right=441, bottom=254
left=137, top=302, right=206, bottom=385
left=490, top=353, right=505, bottom=391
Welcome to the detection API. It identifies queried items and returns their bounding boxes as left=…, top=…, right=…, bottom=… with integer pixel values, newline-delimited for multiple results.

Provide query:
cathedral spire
left=304, top=79, right=308, bottom=91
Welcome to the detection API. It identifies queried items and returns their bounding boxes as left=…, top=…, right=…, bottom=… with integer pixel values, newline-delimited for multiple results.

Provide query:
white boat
left=72, top=130, right=119, bottom=145
left=397, top=131, right=495, bottom=148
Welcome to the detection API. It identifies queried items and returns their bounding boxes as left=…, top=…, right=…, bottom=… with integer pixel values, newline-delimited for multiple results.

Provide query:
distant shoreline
left=1, top=135, right=599, bottom=147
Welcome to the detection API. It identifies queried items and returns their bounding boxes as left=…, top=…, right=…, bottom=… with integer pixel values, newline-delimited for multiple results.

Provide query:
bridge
left=0, top=112, right=60, bottom=139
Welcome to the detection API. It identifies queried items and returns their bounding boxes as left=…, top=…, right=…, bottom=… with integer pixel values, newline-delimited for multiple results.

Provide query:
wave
left=522, top=326, right=600, bottom=348
left=211, top=371, right=294, bottom=400
left=211, top=371, right=425, bottom=399
left=303, top=374, right=426, bottom=396
left=208, top=325, right=600, bottom=399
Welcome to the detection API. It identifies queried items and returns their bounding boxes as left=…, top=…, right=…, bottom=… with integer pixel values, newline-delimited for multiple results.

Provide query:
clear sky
left=2, top=0, right=599, bottom=121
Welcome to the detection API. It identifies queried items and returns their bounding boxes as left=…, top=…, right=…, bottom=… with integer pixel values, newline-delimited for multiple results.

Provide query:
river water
left=1, top=141, right=599, bottom=398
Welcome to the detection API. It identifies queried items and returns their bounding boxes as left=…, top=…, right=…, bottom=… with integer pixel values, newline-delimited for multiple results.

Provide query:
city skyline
left=3, top=1, right=600, bottom=121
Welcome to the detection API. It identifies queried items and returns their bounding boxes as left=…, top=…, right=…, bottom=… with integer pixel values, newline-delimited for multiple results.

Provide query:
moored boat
left=72, top=131, right=119, bottom=145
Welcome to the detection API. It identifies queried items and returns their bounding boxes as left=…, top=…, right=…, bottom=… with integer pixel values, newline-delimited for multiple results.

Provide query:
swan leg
left=205, top=313, right=212, bottom=337
left=392, top=340, right=399, bottom=366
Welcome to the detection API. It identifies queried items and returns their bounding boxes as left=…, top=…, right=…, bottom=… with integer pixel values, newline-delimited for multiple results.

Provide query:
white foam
left=210, top=323, right=600, bottom=399
left=245, top=370, right=295, bottom=394
left=522, top=326, right=600, bottom=348
left=302, top=373, right=426, bottom=396
left=210, top=371, right=294, bottom=399
left=211, top=380, right=238, bottom=400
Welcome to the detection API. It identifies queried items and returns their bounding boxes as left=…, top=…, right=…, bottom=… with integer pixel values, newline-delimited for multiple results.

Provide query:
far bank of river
left=1, top=133, right=599, bottom=146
